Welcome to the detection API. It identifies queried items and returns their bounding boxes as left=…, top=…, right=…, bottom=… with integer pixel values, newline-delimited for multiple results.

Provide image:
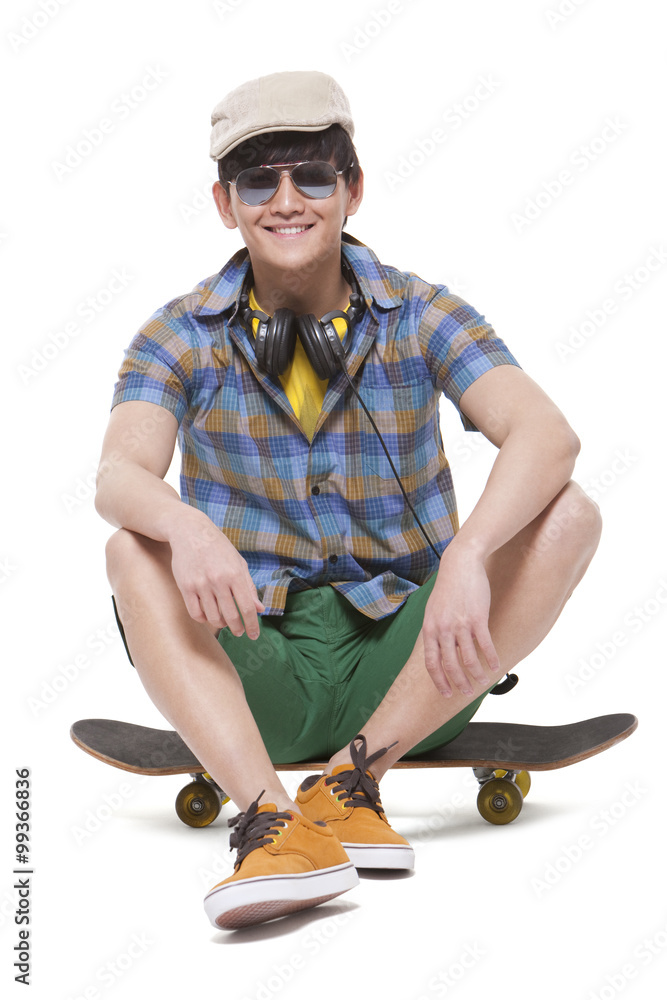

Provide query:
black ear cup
left=259, top=308, right=297, bottom=376
left=296, top=312, right=345, bottom=380
left=240, top=269, right=364, bottom=379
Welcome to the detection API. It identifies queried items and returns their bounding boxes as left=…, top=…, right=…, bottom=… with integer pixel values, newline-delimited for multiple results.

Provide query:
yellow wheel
left=477, top=777, right=523, bottom=825
left=175, top=781, right=222, bottom=828
left=493, top=769, right=531, bottom=799
left=516, top=770, right=531, bottom=798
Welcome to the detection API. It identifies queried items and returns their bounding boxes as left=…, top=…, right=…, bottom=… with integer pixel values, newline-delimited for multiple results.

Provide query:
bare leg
left=326, top=482, right=603, bottom=778
left=106, top=529, right=297, bottom=813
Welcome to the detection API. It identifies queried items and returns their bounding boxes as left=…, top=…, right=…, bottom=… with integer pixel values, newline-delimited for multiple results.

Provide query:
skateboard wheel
left=477, top=777, right=523, bottom=825
left=175, top=781, right=222, bottom=828
left=493, top=769, right=531, bottom=799
left=515, top=770, right=531, bottom=798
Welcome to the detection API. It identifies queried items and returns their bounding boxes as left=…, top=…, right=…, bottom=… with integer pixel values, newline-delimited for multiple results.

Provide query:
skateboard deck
left=70, top=713, right=637, bottom=827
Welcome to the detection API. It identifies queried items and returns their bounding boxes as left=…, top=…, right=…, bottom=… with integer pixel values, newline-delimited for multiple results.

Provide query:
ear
left=343, top=166, right=364, bottom=220
left=212, top=180, right=238, bottom=231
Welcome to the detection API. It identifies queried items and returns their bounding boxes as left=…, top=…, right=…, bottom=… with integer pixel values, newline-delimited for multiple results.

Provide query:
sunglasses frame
left=230, top=160, right=352, bottom=206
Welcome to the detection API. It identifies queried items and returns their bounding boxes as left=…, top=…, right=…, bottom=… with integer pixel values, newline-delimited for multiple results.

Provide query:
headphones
left=238, top=261, right=365, bottom=380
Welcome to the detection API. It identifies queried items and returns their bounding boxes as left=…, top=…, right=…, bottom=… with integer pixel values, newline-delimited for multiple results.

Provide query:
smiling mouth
left=265, top=224, right=314, bottom=235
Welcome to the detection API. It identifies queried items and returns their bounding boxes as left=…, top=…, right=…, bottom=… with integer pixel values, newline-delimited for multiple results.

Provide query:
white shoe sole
left=204, top=861, right=359, bottom=930
left=342, top=843, right=415, bottom=870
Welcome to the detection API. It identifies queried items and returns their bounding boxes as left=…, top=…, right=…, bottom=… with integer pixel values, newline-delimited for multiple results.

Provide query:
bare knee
left=105, top=528, right=171, bottom=592
left=537, top=481, right=602, bottom=560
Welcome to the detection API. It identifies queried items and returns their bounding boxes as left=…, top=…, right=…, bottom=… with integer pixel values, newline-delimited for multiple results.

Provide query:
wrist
left=441, top=532, right=490, bottom=565
left=159, top=502, right=215, bottom=547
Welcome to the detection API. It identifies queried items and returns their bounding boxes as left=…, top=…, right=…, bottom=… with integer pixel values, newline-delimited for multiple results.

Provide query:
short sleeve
left=111, top=308, right=194, bottom=425
left=418, top=289, right=521, bottom=431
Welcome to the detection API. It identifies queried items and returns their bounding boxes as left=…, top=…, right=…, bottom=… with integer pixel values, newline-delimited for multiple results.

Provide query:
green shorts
left=216, top=574, right=489, bottom=763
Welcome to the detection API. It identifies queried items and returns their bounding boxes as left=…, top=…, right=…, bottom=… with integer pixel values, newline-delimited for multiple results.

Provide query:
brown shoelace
left=227, top=792, right=293, bottom=869
left=323, top=734, right=397, bottom=815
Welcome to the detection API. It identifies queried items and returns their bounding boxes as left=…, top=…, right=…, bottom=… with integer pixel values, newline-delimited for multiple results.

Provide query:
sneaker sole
left=342, top=843, right=415, bottom=870
left=204, top=862, right=358, bottom=930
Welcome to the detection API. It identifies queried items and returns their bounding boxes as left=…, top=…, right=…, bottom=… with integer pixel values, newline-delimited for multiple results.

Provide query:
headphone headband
left=238, top=260, right=365, bottom=378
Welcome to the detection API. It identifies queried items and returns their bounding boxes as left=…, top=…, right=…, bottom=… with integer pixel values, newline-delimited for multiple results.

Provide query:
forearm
left=95, top=462, right=213, bottom=545
left=446, top=419, right=580, bottom=563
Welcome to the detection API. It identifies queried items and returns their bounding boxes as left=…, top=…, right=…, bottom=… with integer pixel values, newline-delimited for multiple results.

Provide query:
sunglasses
left=229, top=160, right=351, bottom=207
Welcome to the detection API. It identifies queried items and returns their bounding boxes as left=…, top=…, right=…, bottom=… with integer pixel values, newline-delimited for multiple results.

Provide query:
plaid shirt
left=112, top=234, right=520, bottom=618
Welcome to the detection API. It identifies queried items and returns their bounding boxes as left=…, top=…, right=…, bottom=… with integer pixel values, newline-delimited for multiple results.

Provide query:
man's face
left=212, top=155, right=363, bottom=280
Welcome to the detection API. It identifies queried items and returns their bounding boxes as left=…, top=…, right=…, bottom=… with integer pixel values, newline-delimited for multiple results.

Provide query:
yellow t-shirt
left=248, top=287, right=349, bottom=441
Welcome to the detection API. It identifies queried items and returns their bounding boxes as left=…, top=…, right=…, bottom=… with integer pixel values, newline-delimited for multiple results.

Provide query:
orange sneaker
left=203, top=792, right=358, bottom=930
left=296, top=735, right=415, bottom=870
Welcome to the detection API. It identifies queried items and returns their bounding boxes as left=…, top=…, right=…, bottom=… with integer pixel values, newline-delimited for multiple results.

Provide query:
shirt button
left=311, top=486, right=320, bottom=495
left=328, top=554, right=338, bottom=564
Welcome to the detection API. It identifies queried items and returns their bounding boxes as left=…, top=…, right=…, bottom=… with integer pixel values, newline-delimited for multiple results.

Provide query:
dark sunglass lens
left=292, top=161, right=338, bottom=198
left=236, top=166, right=278, bottom=205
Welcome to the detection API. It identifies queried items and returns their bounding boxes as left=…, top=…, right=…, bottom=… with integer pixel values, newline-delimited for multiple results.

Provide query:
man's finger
left=455, top=632, right=485, bottom=690
left=423, top=634, right=453, bottom=697
left=475, top=623, right=501, bottom=676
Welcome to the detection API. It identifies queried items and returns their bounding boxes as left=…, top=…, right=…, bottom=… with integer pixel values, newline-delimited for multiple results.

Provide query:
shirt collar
left=191, top=233, right=404, bottom=320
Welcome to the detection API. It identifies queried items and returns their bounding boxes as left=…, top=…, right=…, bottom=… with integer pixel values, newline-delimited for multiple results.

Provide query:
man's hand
left=169, top=510, right=265, bottom=639
left=421, top=544, right=502, bottom=697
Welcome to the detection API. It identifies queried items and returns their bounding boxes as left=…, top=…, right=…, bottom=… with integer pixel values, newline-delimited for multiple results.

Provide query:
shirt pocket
left=357, top=378, right=441, bottom=498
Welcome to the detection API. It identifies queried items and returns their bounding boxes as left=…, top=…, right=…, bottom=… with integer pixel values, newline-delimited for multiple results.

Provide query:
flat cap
left=210, top=70, right=354, bottom=161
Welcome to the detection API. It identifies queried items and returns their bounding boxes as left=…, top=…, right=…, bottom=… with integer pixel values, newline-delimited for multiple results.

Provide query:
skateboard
left=70, top=713, right=637, bottom=828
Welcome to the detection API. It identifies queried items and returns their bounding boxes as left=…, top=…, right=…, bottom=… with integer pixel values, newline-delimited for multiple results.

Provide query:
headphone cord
left=341, top=369, right=441, bottom=562
left=342, top=369, right=518, bottom=696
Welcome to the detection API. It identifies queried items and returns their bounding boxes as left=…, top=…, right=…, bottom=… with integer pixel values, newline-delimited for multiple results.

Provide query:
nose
left=269, top=170, right=305, bottom=214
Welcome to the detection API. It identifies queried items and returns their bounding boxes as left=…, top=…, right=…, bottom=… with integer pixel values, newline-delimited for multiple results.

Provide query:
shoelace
left=227, top=791, right=293, bottom=869
left=324, top=734, right=397, bottom=815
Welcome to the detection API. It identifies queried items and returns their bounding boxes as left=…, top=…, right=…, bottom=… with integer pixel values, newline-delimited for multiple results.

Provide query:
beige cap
left=210, top=70, right=354, bottom=161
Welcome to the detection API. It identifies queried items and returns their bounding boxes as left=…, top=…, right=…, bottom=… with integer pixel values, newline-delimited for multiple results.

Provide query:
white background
left=3, top=0, right=665, bottom=997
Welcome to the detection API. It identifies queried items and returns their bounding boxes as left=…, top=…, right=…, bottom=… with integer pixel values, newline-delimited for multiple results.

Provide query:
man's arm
left=421, top=364, right=581, bottom=696
left=95, top=400, right=264, bottom=638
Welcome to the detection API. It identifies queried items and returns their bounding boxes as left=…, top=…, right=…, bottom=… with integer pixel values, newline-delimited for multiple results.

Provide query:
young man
left=95, top=71, right=601, bottom=931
